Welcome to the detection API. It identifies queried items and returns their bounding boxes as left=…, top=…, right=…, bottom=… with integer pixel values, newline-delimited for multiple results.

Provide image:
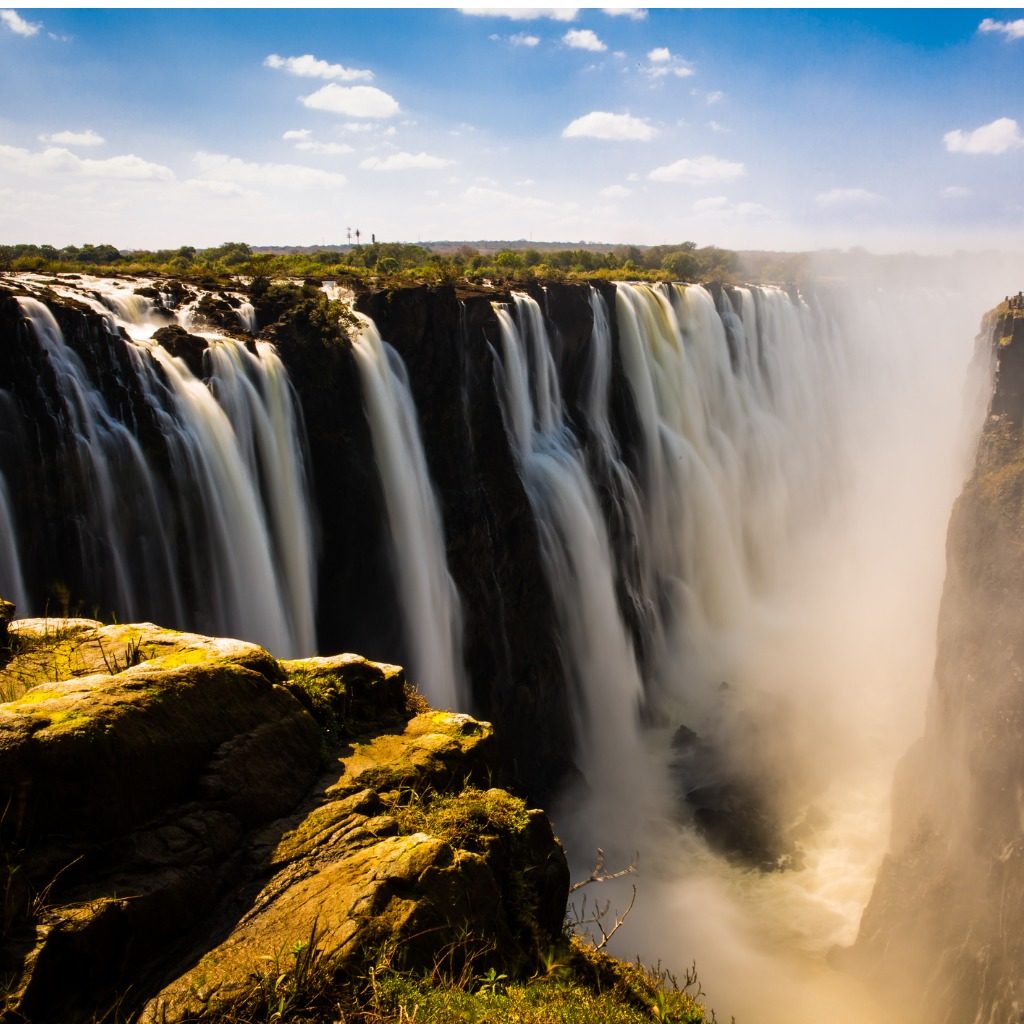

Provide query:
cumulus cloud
left=510, top=31, right=540, bottom=46
left=0, top=143, right=173, bottom=181
left=563, top=110, right=656, bottom=141
left=264, top=53, right=373, bottom=82
left=599, top=184, right=632, bottom=199
left=603, top=8, right=647, bottom=19
left=359, top=151, right=453, bottom=171
left=978, top=17, right=1024, bottom=41
left=0, top=9, right=40, bottom=36
left=301, top=83, right=400, bottom=118
left=643, top=48, right=694, bottom=78
left=944, top=116, right=1024, bottom=155
left=193, top=151, right=346, bottom=188
left=941, top=185, right=973, bottom=199
left=39, top=129, right=105, bottom=147
left=814, top=187, right=882, bottom=207
left=563, top=28, right=606, bottom=51
left=282, top=129, right=311, bottom=141
left=460, top=8, right=578, bottom=20
left=648, top=154, right=745, bottom=184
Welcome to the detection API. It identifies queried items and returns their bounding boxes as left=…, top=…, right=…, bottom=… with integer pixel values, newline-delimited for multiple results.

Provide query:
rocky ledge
left=0, top=612, right=568, bottom=1023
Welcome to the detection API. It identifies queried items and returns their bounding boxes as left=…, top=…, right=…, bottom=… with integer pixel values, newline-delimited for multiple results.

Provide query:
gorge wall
left=851, top=297, right=1024, bottom=1024
left=4, top=268, right=1020, bottom=1021
left=0, top=274, right=841, bottom=805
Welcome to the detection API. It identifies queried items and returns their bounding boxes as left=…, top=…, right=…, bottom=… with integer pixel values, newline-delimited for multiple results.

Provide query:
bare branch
left=569, top=848, right=638, bottom=893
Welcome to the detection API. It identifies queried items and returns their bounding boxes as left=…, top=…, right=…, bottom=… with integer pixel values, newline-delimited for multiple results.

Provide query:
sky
left=2, top=5, right=1024, bottom=252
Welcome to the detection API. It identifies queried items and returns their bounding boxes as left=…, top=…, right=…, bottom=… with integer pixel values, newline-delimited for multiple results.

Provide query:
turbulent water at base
left=350, top=315, right=467, bottom=710
left=3, top=278, right=316, bottom=657
left=493, top=277, right=1004, bottom=1024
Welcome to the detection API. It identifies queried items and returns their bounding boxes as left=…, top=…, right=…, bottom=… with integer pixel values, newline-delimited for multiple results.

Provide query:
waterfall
left=236, top=301, right=257, bottom=335
left=16, top=297, right=184, bottom=624
left=9, top=282, right=317, bottom=657
left=494, top=292, right=650, bottom=816
left=0, top=471, right=28, bottom=612
left=350, top=316, right=466, bottom=709
left=613, top=284, right=845, bottom=711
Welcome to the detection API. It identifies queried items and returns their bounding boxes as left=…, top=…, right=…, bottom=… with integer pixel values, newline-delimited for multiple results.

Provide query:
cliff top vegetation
left=0, top=239, right=754, bottom=289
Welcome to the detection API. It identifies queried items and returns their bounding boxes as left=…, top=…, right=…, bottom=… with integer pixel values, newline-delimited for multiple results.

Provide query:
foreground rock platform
left=0, top=616, right=568, bottom=1023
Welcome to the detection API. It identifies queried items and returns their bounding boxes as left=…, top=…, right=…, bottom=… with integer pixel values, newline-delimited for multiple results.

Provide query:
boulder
left=0, top=619, right=568, bottom=1023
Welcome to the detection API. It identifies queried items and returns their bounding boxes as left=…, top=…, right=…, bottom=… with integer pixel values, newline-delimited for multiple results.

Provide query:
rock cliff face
left=851, top=299, right=1024, bottom=1022
left=0, top=613, right=568, bottom=1023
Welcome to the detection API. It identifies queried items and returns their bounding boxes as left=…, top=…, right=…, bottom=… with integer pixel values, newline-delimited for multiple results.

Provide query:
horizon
left=2, top=7, right=1024, bottom=254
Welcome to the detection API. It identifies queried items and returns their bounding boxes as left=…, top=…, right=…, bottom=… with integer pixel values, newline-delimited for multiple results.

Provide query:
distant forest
left=0, top=240, right=807, bottom=287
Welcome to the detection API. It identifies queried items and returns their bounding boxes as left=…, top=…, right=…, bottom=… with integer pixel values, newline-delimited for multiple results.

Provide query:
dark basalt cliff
left=261, top=280, right=645, bottom=801
left=0, top=281, right=631, bottom=801
left=851, top=297, right=1024, bottom=1022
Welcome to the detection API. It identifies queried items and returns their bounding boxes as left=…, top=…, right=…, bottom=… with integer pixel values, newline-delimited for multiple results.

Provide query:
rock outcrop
left=0, top=614, right=569, bottom=1023
left=850, top=298, right=1024, bottom=1022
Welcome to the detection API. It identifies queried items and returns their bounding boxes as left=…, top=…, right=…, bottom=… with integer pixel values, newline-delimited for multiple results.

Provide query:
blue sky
left=2, top=6, right=1024, bottom=252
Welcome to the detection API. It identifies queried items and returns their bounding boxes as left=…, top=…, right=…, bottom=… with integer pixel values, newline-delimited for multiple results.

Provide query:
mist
left=555, top=251, right=1024, bottom=1024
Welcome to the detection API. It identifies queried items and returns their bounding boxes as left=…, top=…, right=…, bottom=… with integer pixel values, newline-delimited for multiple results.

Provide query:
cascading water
left=4, top=278, right=317, bottom=658
left=2, top=264, right=1014, bottom=1022
left=492, top=278, right=995, bottom=1024
left=350, top=315, right=467, bottom=709
left=494, top=293, right=655, bottom=822
left=0, top=470, right=28, bottom=613
left=14, top=296, right=184, bottom=625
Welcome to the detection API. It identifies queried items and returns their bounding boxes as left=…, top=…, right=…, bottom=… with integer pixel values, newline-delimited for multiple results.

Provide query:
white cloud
left=978, top=17, right=1024, bottom=41
left=692, top=195, right=774, bottom=218
left=264, top=53, right=373, bottom=82
left=942, top=185, right=973, bottom=199
left=460, top=8, right=578, bottom=20
left=599, top=184, right=632, bottom=199
left=649, top=154, right=745, bottom=184
left=463, top=185, right=578, bottom=215
left=301, top=83, right=400, bottom=119
left=705, top=90, right=724, bottom=104
left=282, top=129, right=311, bottom=141
left=708, top=120, right=729, bottom=133
left=359, top=151, right=454, bottom=171
left=643, top=48, right=694, bottom=78
left=563, top=28, right=606, bottom=51
left=193, top=151, right=346, bottom=188
left=814, top=187, right=882, bottom=207
left=182, top=179, right=255, bottom=199
left=603, top=8, right=647, bottom=19
left=39, top=129, right=105, bottom=147
left=944, top=117, right=1024, bottom=155
left=295, top=140, right=353, bottom=155
left=563, top=110, right=656, bottom=141
left=510, top=31, right=540, bottom=46
left=0, top=9, right=40, bottom=36
left=0, top=143, right=173, bottom=181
